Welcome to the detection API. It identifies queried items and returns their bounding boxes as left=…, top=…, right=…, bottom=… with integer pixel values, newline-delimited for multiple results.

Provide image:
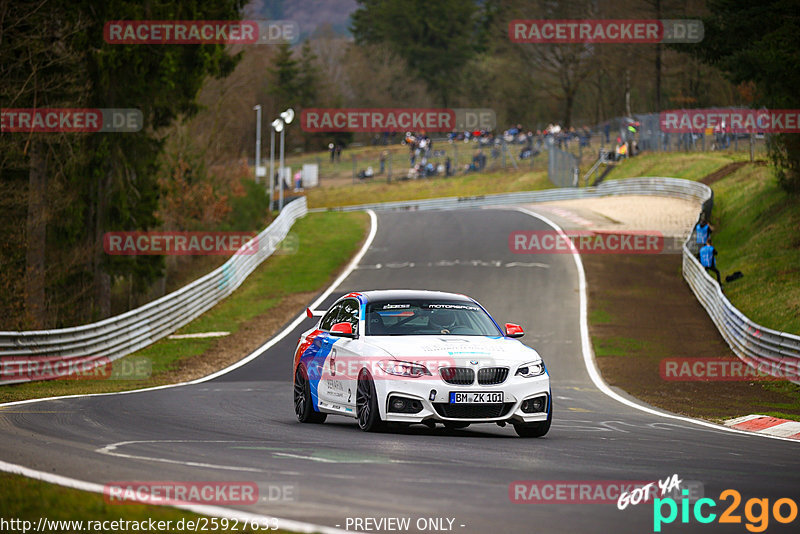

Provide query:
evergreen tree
left=687, top=0, right=800, bottom=193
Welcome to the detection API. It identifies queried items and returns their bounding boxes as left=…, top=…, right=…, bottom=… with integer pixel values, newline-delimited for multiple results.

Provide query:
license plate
left=449, top=391, right=503, bottom=404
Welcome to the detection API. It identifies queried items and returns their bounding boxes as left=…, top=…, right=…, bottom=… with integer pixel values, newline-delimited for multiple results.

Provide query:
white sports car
left=292, top=290, right=551, bottom=437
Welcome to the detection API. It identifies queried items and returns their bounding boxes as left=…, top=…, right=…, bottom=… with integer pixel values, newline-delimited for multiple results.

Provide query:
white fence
left=0, top=198, right=308, bottom=385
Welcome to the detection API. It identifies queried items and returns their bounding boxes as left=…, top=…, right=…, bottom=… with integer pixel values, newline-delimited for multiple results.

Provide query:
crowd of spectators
left=447, top=123, right=594, bottom=158
left=404, top=131, right=449, bottom=178
left=394, top=122, right=601, bottom=177
left=349, top=117, right=649, bottom=182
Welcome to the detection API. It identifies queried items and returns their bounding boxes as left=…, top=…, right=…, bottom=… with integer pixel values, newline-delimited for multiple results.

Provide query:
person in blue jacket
left=699, top=237, right=721, bottom=285
left=695, top=213, right=711, bottom=246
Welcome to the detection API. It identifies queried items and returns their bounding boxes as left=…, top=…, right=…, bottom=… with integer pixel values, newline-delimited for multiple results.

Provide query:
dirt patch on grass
left=585, top=253, right=800, bottom=422
left=700, top=161, right=748, bottom=185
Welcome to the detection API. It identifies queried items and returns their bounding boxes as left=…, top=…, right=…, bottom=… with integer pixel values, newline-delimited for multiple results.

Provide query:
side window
left=339, top=298, right=360, bottom=334
left=320, top=303, right=343, bottom=331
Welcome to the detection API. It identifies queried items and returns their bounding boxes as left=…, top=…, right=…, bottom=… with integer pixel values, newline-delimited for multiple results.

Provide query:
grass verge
left=306, top=149, right=761, bottom=210
left=710, top=164, right=800, bottom=333
left=586, top=159, right=800, bottom=422
left=0, top=473, right=293, bottom=533
left=0, top=211, right=369, bottom=403
left=306, top=168, right=550, bottom=209
left=602, top=151, right=749, bottom=182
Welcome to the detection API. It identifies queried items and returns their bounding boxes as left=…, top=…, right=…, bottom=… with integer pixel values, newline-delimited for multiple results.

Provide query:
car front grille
left=477, top=367, right=508, bottom=385
left=439, top=367, right=475, bottom=385
left=433, top=402, right=514, bottom=419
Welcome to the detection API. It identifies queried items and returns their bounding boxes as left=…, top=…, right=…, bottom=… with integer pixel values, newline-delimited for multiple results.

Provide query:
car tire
left=356, top=370, right=384, bottom=432
left=513, top=401, right=552, bottom=438
left=294, top=364, right=326, bottom=424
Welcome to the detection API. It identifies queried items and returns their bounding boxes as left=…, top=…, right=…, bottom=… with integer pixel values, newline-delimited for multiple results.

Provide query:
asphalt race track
left=1, top=208, right=799, bottom=533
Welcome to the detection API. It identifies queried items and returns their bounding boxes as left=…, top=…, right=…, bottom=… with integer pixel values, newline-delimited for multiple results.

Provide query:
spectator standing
left=615, top=137, right=627, bottom=161
left=293, top=169, right=302, bottom=191
left=699, top=238, right=722, bottom=285
left=335, top=144, right=342, bottom=162
left=445, top=156, right=452, bottom=176
left=329, top=143, right=335, bottom=162
left=695, top=213, right=712, bottom=253
left=379, top=150, right=388, bottom=174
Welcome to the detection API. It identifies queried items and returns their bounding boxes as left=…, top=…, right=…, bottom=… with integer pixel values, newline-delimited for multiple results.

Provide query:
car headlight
left=377, top=360, right=432, bottom=377
left=516, top=360, right=545, bottom=378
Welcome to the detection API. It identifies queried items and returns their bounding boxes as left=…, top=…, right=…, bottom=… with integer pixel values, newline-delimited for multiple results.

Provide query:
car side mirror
left=330, top=322, right=357, bottom=338
left=505, top=323, right=524, bottom=338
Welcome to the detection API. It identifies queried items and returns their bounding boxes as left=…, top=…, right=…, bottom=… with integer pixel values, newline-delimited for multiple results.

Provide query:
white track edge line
left=0, top=210, right=378, bottom=534
left=0, top=459, right=350, bottom=534
left=0, top=209, right=378, bottom=408
left=512, top=206, right=799, bottom=444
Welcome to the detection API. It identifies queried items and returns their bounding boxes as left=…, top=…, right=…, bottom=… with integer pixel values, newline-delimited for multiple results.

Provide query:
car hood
left=363, top=335, right=542, bottom=367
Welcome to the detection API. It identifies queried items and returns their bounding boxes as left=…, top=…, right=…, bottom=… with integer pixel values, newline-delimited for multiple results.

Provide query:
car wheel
left=513, top=401, right=552, bottom=438
left=356, top=370, right=384, bottom=432
left=294, top=364, right=326, bottom=424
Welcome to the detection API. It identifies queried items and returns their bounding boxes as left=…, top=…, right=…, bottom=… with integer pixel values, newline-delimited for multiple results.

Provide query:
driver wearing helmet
left=429, top=308, right=457, bottom=333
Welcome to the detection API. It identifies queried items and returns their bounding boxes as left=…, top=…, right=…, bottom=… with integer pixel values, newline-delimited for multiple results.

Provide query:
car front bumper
left=374, top=373, right=551, bottom=424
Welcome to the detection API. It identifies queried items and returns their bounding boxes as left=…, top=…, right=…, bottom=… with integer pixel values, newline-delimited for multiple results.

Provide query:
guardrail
left=0, top=198, right=308, bottom=385
left=683, top=228, right=800, bottom=384
left=315, top=176, right=799, bottom=383
left=5, top=178, right=797, bottom=386
left=311, top=176, right=713, bottom=213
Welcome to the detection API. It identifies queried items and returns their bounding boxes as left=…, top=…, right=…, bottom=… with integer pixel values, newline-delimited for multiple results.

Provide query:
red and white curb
left=534, top=206, right=595, bottom=228
left=725, top=415, right=800, bottom=440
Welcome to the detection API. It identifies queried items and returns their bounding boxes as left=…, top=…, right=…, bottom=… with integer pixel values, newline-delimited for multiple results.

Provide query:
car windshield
left=365, top=300, right=501, bottom=336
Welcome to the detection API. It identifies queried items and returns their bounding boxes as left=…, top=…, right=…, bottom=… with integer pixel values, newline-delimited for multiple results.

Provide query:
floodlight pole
left=253, top=105, right=261, bottom=185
